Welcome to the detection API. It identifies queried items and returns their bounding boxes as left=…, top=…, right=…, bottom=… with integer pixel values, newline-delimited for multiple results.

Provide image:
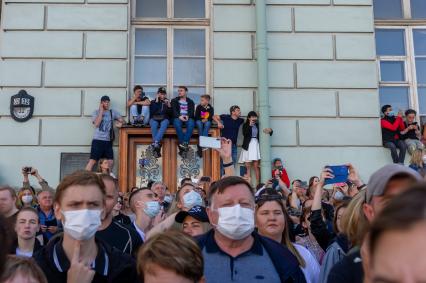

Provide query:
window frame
left=131, top=0, right=211, bottom=25
left=376, top=25, right=426, bottom=118
left=130, top=0, right=212, bottom=101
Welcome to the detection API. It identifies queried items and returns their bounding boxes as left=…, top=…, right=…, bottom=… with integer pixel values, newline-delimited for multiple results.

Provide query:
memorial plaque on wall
left=60, top=153, right=91, bottom=180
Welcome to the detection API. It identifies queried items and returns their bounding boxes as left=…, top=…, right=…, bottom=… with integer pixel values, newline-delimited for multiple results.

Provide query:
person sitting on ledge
left=380, top=104, right=407, bottom=164
left=149, top=87, right=172, bottom=158
left=171, top=86, right=195, bottom=157
left=127, top=85, right=150, bottom=126
left=401, top=109, right=424, bottom=155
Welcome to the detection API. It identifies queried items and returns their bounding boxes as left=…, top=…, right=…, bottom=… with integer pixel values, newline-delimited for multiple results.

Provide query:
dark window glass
left=373, top=0, right=403, bottom=19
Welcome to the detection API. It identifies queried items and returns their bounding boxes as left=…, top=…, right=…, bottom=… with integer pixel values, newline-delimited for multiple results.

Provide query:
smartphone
left=44, top=219, right=57, bottom=227
left=199, top=136, right=221, bottom=149
left=324, top=165, right=349, bottom=185
left=240, top=166, right=247, bottom=177
left=272, top=179, right=279, bottom=189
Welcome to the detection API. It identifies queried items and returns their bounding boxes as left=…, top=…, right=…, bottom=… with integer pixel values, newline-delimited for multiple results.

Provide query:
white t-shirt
left=16, top=248, right=33, bottom=258
left=295, top=244, right=321, bottom=283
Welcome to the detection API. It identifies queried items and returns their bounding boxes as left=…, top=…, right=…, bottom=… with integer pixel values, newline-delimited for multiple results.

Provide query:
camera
left=24, top=167, right=32, bottom=173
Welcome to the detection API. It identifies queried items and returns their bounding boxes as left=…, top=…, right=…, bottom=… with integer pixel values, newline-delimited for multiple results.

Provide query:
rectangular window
left=379, top=86, right=410, bottom=111
left=135, top=0, right=206, bottom=19
left=375, top=29, right=406, bottom=56
left=380, top=61, right=406, bottom=82
left=411, top=0, right=426, bottom=19
left=373, top=0, right=403, bottom=19
left=132, top=0, right=209, bottom=104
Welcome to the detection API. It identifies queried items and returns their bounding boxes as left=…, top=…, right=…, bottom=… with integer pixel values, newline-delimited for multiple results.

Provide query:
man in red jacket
left=381, top=105, right=407, bottom=164
left=271, top=158, right=290, bottom=189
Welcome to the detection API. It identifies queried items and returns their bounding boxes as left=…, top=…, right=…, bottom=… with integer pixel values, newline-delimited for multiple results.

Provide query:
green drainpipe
left=255, top=0, right=272, bottom=182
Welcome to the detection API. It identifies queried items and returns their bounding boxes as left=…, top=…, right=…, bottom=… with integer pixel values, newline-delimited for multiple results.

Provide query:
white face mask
left=62, top=209, right=102, bottom=241
left=183, top=190, right=203, bottom=209
left=215, top=204, right=254, bottom=240
left=22, top=195, right=33, bottom=204
left=164, top=195, right=173, bottom=204
left=142, top=201, right=161, bottom=218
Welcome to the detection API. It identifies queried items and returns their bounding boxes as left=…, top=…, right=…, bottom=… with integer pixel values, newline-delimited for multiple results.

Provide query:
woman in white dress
left=239, top=111, right=272, bottom=184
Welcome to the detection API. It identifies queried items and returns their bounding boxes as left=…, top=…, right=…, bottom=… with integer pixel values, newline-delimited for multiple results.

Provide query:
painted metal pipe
left=255, top=0, right=272, bottom=182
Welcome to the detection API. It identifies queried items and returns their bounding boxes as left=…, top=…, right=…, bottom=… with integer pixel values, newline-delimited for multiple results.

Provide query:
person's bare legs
left=85, top=159, right=97, bottom=171
left=245, top=162, right=252, bottom=179
left=253, top=160, right=260, bottom=185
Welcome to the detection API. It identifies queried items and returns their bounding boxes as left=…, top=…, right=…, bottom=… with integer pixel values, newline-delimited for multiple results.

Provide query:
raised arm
left=213, top=115, right=223, bottom=129
left=93, top=103, right=104, bottom=128
left=215, top=138, right=235, bottom=177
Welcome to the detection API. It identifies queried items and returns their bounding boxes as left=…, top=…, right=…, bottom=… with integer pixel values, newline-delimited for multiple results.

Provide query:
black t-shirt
left=96, top=221, right=143, bottom=257
left=402, top=122, right=420, bottom=140
left=220, top=114, right=244, bottom=145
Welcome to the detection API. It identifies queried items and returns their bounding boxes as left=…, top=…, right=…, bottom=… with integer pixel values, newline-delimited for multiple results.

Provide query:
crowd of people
left=1, top=137, right=426, bottom=282
left=1, top=94, right=426, bottom=283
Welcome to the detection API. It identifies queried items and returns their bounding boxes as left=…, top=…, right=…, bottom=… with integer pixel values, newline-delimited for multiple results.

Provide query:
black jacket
left=242, top=122, right=273, bottom=150
left=33, top=235, right=139, bottom=283
left=196, top=230, right=306, bottom=283
left=327, top=247, right=363, bottom=283
left=242, top=122, right=259, bottom=151
left=195, top=104, right=214, bottom=121
left=149, top=99, right=172, bottom=120
left=10, top=237, right=43, bottom=254
left=171, top=97, right=195, bottom=119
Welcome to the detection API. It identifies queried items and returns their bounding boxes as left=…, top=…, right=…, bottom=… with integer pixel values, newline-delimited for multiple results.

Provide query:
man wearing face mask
left=197, top=176, right=306, bottom=283
left=380, top=104, right=407, bottom=164
left=129, top=188, right=161, bottom=242
left=96, top=175, right=143, bottom=257
left=33, top=171, right=138, bottom=283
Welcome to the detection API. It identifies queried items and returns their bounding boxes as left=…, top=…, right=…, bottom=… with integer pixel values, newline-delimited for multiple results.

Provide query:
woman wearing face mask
left=10, top=207, right=43, bottom=257
left=16, top=187, right=37, bottom=209
left=239, top=111, right=273, bottom=185
left=33, top=170, right=138, bottom=283
left=255, top=189, right=320, bottom=283
left=146, top=184, right=204, bottom=239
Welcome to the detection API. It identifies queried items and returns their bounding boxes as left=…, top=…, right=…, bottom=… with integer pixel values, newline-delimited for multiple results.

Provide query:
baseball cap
left=157, top=87, right=167, bottom=94
left=100, top=95, right=110, bottom=102
left=366, top=164, right=421, bottom=203
left=175, top=205, right=209, bottom=223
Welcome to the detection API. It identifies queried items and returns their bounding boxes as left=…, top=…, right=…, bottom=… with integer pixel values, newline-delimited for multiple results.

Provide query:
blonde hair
left=16, top=187, right=38, bottom=208
left=137, top=230, right=203, bottom=282
left=410, top=149, right=424, bottom=168
left=341, top=189, right=370, bottom=246
left=0, top=255, right=47, bottom=283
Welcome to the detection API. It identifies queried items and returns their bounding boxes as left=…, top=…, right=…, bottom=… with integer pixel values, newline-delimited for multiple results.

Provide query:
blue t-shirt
left=92, top=109, right=121, bottom=141
left=220, top=114, right=244, bottom=145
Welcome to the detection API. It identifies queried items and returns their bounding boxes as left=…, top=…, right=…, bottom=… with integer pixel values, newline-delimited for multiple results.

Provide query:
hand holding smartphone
left=324, top=165, right=349, bottom=185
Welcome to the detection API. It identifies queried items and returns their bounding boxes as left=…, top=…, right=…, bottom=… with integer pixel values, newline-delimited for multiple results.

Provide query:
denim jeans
left=173, top=118, right=195, bottom=144
left=384, top=140, right=407, bottom=164
left=149, top=119, right=169, bottom=143
left=130, top=105, right=150, bottom=125
left=220, top=143, right=238, bottom=176
left=196, top=120, right=212, bottom=137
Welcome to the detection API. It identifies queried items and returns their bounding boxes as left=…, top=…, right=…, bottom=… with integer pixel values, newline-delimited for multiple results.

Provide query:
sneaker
left=155, top=143, right=162, bottom=158
left=183, top=142, right=190, bottom=152
left=197, top=147, right=203, bottom=158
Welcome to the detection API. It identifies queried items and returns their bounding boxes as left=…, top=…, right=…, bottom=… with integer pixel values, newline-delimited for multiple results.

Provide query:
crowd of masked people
left=1, top=137, right=425, bottom=283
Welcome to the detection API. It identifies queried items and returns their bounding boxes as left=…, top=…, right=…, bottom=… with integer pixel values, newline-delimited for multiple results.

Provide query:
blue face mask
left=142, top=201, right=161, bottom=218
left=386, top=111, right=395, bottom=117
left=183, top=190, right=203, bottom=209
left=334, top=191, right=345, bottom=201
